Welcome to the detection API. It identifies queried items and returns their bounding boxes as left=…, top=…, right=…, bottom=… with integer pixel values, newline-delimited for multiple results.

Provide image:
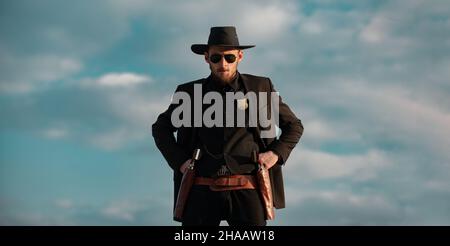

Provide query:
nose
left=218, top=56, right=227, bottom=67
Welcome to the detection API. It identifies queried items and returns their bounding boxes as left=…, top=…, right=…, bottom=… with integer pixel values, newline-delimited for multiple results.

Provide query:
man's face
left=205, top=46, right=243, bottom=84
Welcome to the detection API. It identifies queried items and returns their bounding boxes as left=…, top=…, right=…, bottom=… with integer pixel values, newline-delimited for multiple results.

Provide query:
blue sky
left=1, top=0, right=449, bottom=225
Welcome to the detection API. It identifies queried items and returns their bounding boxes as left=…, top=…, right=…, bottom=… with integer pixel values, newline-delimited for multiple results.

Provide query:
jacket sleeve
left=266, top=79, right=304, bottom=165
left=152, top=85, right=190, bottom=171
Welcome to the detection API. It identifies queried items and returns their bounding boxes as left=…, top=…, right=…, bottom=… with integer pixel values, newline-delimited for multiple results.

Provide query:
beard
left=209, top=64, right=236, bottom=84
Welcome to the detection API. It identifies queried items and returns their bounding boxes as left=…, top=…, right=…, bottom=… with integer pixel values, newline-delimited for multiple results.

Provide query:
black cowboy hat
left=191, top=26, right=255, bottom=55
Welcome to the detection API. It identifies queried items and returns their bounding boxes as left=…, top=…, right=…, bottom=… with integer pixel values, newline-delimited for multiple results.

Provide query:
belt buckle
left=215, top=165, right=231, bottom=177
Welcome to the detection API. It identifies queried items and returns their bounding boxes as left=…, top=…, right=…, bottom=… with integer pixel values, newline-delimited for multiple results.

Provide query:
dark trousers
left=182, top=185, right=266, bottom=226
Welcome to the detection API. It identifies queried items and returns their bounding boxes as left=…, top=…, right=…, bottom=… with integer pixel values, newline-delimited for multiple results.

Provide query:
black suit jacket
left=152, top=73, right=303, bottom=215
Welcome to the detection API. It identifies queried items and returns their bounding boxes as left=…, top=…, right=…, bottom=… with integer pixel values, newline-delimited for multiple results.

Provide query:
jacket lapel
left=239, top=74, right=268, bottom=149
left=187, top=78, right=207, bottom=150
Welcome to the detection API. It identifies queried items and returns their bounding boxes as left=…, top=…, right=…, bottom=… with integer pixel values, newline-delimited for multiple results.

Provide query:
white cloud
left=282, top=187, right=401, bottom=225
left=55, top=199, right=73, bottom=209
left=0, top=82, right=34, bottom=94
left=424, top=180, right=450, bottom=192
left=81, top=72, right=152, bottom=87
left=238, top=3, right=299, bottom=44
left=0, top=0, right=154, bottom=95
left=88, top=128, right=130, bottom=151
left=302, top=20, right=323, bottom=35
left=293, top=77, right=450, bottom=160
left=109, top=90, right=170, bottom=127
left=337, top=80, right=450, bottom=159
left=286, top=188, right=393, bottom=210
left=359, top=15, right=389, bottom=44
left=101, top=200, right=138, bottom=221
left=2, top=197, right=176, bottom=225
left=286, top=148, right=390, bottom=181
left=303, top=119, right=337, bottom=141
left=34, top=56, right=82, bottom=81
left=82, top=83, right=170, bottom=150
left=42, top=128, right=69, bottom=139
left=0, top=51, right=83, bottom=93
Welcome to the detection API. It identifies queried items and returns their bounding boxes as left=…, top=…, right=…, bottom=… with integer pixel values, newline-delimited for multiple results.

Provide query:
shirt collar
left=208, top=72, right=240, bottom=92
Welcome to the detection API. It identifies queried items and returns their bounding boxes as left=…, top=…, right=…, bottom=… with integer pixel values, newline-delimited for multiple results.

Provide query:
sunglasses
left=209, top=54, right=237, bottom=64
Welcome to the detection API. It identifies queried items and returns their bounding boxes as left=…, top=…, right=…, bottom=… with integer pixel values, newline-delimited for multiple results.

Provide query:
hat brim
left=191, top=44, right=255, bottom=55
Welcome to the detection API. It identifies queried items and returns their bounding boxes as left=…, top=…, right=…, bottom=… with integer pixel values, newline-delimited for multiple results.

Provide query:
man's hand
left=179, top=159, right=192, bottom=174
left=258, top=151, right=279, bottom=169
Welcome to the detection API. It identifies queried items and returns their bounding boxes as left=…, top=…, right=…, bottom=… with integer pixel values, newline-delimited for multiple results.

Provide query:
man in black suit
left=152, top=26, right=303, bottom=225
